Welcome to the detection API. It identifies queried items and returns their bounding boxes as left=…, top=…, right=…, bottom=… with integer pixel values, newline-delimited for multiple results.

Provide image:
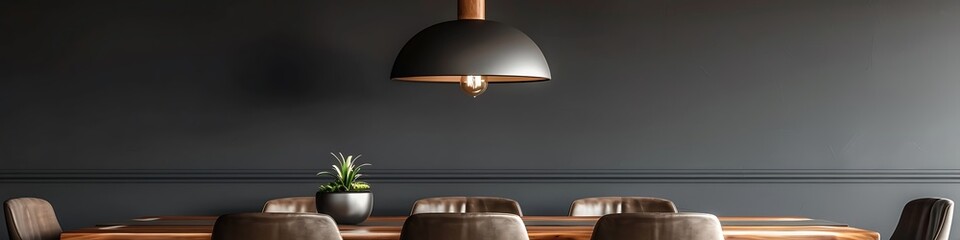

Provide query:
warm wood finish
left=61, top=216, right=880, bottom=240
left=458, top=0, right=484, bottom=20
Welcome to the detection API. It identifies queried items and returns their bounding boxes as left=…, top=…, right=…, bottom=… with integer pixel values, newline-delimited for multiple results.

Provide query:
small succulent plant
left=317, top=152, right=371, bottom=192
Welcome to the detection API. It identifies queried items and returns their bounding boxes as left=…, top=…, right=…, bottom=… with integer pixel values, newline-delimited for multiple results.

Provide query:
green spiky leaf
left=317, top=152, right=372, bottom=192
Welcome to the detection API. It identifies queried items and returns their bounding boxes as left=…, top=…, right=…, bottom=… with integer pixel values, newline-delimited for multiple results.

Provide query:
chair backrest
left=211, top=213, right=341, bottom=240
left=590, top=213, right=724, bottom=240
left=890, top=198, right=954, bottom=240
left=262, top=197, right=317, bottom=213
left=410, top=197, right=523, bottom=216
left=4, top=197, right=62, bottom=240
left=399, top=213, right=528, bottom=240
left=569, top=197, right=678, bottom=216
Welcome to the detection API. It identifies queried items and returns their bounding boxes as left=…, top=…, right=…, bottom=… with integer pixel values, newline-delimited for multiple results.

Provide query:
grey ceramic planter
left=315, top=191, right=373, bottom=225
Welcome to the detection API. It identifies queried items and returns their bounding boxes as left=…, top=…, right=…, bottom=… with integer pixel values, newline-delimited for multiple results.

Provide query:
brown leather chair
left=4, top=197, right=62, bottom=240
left=570, top=197, right=678, bottom=216
left=890, top=198, right=954, bottom=240
left=399, top=213, right=528, bottom=240
left=410, top=197, right=523, bottom=216
left=590, top=212, right=724, bottom=240
left=262, top=197, right=317, bottom=213
left=211, top=213, right=342, bottom=240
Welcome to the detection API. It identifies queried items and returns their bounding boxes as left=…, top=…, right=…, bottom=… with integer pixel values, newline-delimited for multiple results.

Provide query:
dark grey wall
left=2, top=0, right=960, bottom=239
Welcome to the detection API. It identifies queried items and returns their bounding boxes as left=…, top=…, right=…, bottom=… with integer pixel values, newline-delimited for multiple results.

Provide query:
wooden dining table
left=62, top=215, right=880, bottom=240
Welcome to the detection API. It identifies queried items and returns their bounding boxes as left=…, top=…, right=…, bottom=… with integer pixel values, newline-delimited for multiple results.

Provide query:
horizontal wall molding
left=3, top=169, right=960, bottom=183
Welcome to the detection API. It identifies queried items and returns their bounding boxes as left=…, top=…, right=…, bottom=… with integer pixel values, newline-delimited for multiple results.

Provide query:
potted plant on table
left=316, top=152, right=373, bottom=225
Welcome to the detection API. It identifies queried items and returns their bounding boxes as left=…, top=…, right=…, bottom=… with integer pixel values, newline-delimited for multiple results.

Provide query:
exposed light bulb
left=459, top=75, right=488, bottom=98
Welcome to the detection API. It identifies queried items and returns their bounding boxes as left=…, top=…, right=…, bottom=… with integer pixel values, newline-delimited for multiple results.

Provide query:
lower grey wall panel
left=3, top=181, right=958, bottom=240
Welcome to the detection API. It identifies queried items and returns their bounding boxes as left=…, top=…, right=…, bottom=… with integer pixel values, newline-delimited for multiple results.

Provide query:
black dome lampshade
left=391, top=0, right=551, bottom=97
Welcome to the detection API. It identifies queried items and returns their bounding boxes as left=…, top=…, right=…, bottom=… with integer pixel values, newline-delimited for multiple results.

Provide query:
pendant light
left=391, top=0, right=551, bottom=97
